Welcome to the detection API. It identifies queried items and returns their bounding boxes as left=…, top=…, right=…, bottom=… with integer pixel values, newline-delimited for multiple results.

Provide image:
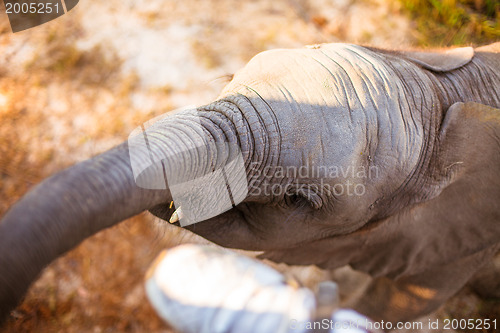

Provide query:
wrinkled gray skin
left=1, top=42, right=499, bottom=325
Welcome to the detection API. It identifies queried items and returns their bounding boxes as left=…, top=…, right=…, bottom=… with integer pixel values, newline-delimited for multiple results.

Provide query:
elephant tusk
left=169, top=207, right=183, bottom=224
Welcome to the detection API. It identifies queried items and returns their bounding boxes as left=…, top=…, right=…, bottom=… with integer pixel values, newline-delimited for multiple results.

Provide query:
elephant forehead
left=222, top=44, right=422, bottom=169
left=224, top=43, right=401, bottom=110
left=222, top=44, right=408, bottom=147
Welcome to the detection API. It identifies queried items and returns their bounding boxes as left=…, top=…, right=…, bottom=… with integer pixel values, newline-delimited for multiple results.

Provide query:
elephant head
left=1, top=42, right=499, bottom=323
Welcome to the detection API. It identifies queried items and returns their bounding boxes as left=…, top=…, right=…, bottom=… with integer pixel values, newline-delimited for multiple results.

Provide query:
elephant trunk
left=0, top=100, right=258, bottom=323
left=0, top=143, right=169, bottom=322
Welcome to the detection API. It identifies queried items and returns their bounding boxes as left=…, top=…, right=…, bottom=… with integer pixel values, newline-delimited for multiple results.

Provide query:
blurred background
left=0, top=0, right=498, bottom=332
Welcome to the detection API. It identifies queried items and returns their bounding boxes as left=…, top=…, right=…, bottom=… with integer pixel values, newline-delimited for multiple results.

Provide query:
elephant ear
left=351, top=102, right=500, bottom=275
left=261, top=103, right=500, bottom=280
left=476, top=42, right=500, bottom=53
left=400, top=46, right=474, bottom=72
left=355, top=102, right=500, bottom=277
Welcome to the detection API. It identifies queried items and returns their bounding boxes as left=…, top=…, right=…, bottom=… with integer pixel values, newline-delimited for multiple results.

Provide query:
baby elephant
left=0, top=42, right=499, bottom=325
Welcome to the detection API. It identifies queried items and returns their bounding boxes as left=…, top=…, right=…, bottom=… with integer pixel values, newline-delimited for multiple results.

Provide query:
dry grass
left=0, top=77, right=54, bottom=213
left=399, top=0, right=500, bottom=46
left=3, top=217, right=170, bottom=333
left=0, top=60, right=172, bottom=333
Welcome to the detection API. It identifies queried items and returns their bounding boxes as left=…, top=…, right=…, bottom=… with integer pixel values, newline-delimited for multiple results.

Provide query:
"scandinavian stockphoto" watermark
left=247, top=163, right=379, bottom=197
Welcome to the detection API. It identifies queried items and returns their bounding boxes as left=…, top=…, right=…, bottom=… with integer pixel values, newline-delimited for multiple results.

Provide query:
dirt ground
left=0, top=0, right=498, bottom=332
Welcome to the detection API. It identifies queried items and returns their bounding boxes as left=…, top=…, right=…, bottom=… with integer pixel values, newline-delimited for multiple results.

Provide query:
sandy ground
left=0, top=0, right=498, bottom=332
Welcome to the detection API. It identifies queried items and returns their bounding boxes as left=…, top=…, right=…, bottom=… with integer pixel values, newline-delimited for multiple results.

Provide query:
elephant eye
left=284, top=191, right=323, bottom=210
left=284, top=194, right=303, bottom=206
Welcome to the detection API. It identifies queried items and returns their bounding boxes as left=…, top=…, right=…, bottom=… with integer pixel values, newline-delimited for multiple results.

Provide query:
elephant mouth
left=151, top=203, right=313, bottom=253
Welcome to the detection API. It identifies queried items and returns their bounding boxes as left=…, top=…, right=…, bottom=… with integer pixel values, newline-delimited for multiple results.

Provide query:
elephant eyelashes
left=284, top=190, right=323, bottom=210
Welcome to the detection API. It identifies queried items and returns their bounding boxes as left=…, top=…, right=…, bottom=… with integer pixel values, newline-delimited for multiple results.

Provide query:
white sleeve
left=144, top=244, right=315, bottom=333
